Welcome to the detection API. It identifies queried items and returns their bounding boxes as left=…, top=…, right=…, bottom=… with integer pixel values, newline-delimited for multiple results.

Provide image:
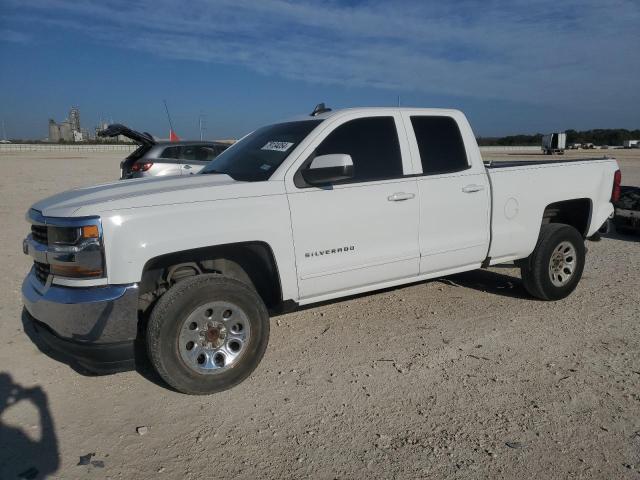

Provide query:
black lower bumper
left=24, top=310, right=136, bottom=374
left=614, top=216, right=640, bottom=233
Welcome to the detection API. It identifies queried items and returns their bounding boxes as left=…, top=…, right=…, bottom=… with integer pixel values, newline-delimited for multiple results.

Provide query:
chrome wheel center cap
left=203, top=322, right=227, bottom=348
left=178, top=301, right=251, bottom=375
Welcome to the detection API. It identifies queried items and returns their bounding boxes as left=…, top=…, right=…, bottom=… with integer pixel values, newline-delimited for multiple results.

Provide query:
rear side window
left=161, top=146, right=180, bottom=159
left=410, top=116, right=469, bottom=175
left=215, top=144, right=230, bottom=155
left=314, top=117, right=403, bottom=183
left=181, top=145, right=217, bottom=161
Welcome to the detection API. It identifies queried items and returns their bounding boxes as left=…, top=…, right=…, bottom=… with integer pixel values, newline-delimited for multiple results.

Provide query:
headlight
left=48, top=225, right=105, bottom=278
left=47, top=225, right=100, bottom=245
left=27, top=210, right=106, bottom=280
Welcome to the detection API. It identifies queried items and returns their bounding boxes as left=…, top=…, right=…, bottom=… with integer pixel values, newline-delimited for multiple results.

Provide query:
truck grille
left=34, top=261, right=50, bottom=284
left=31, top=225, right=48, bottom=244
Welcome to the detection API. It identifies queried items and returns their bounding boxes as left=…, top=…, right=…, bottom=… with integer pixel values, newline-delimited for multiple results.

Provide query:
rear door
left=155, top=145, right=184, bottom=176
left=285, top=113, right=420, bottom=300
left=401, top=112, right=490, bottom=274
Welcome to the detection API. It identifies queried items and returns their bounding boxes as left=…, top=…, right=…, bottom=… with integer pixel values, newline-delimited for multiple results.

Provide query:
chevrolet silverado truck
left=22, top=106, right=621, bottom=395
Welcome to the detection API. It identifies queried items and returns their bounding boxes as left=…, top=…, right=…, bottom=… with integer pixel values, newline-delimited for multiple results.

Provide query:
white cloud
left=0, top=29, right=31, bottom=44
left=4, top=0, right=640, bottom=107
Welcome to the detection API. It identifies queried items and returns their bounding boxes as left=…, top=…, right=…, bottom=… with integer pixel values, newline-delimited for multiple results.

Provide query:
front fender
left=100, top=194, right=299, bottom=301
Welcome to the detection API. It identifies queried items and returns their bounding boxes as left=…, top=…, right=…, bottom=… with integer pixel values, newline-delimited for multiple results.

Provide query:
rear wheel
left=520, top=224, right=585, bottom=300
left=146, top=274, right=270, bottom=395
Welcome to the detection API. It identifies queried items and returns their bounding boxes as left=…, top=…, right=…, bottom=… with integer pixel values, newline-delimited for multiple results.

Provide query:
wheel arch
left=541, top=198, right=593, bottom=238
left=138, top=241, right=284, bottom=312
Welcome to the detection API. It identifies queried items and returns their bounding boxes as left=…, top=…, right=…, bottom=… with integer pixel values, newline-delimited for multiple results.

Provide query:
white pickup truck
left=22, top=106, right=621, bottom=394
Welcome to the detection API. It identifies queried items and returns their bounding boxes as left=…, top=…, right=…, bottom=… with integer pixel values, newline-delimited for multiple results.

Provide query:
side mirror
left=302, top=154, right=354, bottom=185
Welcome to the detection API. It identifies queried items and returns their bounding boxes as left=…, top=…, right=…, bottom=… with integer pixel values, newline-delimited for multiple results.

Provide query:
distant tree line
left=477, top=129, right=640, bottom=147
left=477, top=134, right=543, bottom=146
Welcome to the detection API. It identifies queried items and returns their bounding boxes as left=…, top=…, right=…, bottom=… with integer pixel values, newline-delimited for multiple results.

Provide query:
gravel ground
left=0, top=149, right=639, bottom=479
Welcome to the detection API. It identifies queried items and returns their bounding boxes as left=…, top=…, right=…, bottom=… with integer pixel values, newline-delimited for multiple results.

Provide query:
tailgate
left=97, top=124, right=155, bottom=146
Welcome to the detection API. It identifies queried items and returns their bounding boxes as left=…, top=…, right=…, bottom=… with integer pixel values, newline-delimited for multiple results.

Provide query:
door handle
left=387, top=192, right=415, bottom=202
left=462, top=184, right=485, bottom=193
left=183, top=164, right=192, bottom=169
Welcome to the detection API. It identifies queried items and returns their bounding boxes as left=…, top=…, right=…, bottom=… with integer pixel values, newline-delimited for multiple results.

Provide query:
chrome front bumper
left=22, top=269, right=139, bottom=344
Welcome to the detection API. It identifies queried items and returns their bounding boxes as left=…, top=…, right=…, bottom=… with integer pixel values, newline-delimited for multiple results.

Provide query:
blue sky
left=0, top=0, right=638, bottom=140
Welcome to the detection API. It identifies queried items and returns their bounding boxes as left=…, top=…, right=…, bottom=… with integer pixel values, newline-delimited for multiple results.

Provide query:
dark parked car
left=98, top=124, right=231, bottom=179
left=613, top=186, right=640, bottom=234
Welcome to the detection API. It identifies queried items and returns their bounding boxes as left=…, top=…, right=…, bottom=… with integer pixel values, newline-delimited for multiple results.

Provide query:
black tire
left=520, top=224, right=585, bottom=301
left=146, top=274, right=269, bottom=395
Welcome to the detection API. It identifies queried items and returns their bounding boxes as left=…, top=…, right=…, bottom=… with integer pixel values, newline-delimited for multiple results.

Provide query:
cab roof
left=287, top=106, right=463, bottom=122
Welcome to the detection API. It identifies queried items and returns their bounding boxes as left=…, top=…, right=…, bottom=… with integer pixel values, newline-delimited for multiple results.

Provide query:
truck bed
left=484, top=155, right=618, bottom=264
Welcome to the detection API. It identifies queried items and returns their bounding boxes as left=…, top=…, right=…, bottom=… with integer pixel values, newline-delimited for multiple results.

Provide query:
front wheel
left=146, top=274, right=270, bottom=395
left=520, top=224, right=586, bottom=300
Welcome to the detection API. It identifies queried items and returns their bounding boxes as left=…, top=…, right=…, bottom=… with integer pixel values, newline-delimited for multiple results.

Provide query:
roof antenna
left=310, top=103, right=332, bottom=116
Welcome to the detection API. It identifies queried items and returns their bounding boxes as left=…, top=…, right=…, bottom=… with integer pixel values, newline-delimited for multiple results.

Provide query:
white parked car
left=22, top=106, right=620, bottom=394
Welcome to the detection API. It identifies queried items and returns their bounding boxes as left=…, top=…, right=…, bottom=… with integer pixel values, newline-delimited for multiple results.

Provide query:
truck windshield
left=201, top=120, right=323, bottom=181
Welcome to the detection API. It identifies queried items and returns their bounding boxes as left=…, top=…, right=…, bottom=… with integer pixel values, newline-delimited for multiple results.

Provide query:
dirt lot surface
left=1, top=148, right=639, bottom=479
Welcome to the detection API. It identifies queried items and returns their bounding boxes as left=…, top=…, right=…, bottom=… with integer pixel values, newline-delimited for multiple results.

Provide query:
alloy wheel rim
left=548, top=241, right=577, bottom=287
left=178, top=301, right=250, bottom=374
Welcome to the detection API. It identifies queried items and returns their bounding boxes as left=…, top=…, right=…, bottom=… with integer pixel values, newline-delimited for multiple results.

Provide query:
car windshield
left=200, top=120, right=323, bottom=181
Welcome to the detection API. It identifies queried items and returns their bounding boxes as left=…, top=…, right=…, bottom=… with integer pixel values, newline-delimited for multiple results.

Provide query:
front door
left=286, top=114, right=420, bottom=300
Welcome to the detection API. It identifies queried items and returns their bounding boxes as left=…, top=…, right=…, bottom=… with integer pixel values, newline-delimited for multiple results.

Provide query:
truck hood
left=30, top=174, right=278, bottom=218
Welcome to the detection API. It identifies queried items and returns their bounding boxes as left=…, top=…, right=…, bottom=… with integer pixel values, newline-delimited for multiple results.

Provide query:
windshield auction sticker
left=261, top=141, right=294, bottom=152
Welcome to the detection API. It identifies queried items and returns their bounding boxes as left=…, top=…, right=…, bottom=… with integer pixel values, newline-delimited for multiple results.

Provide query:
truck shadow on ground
left=278, top=267, right=530, bottom=318
left=20, top=309, right=167, bottom=388
left=21, top=309, right=101, bottom=378
left=0, top=373, right=59, bottom=479
left=441, top=268, right=530, bottom=299
left=602, top=231, right=640, bottom=243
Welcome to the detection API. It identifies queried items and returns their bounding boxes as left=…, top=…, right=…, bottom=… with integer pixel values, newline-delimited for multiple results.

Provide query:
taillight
left=131, top=161, right=154, bottom=172
left=611, top=169, right=621, bottom=202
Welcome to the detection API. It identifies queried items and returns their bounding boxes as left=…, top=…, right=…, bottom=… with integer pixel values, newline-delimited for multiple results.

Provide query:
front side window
left=410, top=116, right=469, bottom=175
left=201, top=120, right=322, bottom=181
left=314, top=117, right=403, bottom=183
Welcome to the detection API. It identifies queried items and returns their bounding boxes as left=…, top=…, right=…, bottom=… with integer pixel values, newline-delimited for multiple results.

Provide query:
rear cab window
left=410, top=116, right=470, bottom=175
